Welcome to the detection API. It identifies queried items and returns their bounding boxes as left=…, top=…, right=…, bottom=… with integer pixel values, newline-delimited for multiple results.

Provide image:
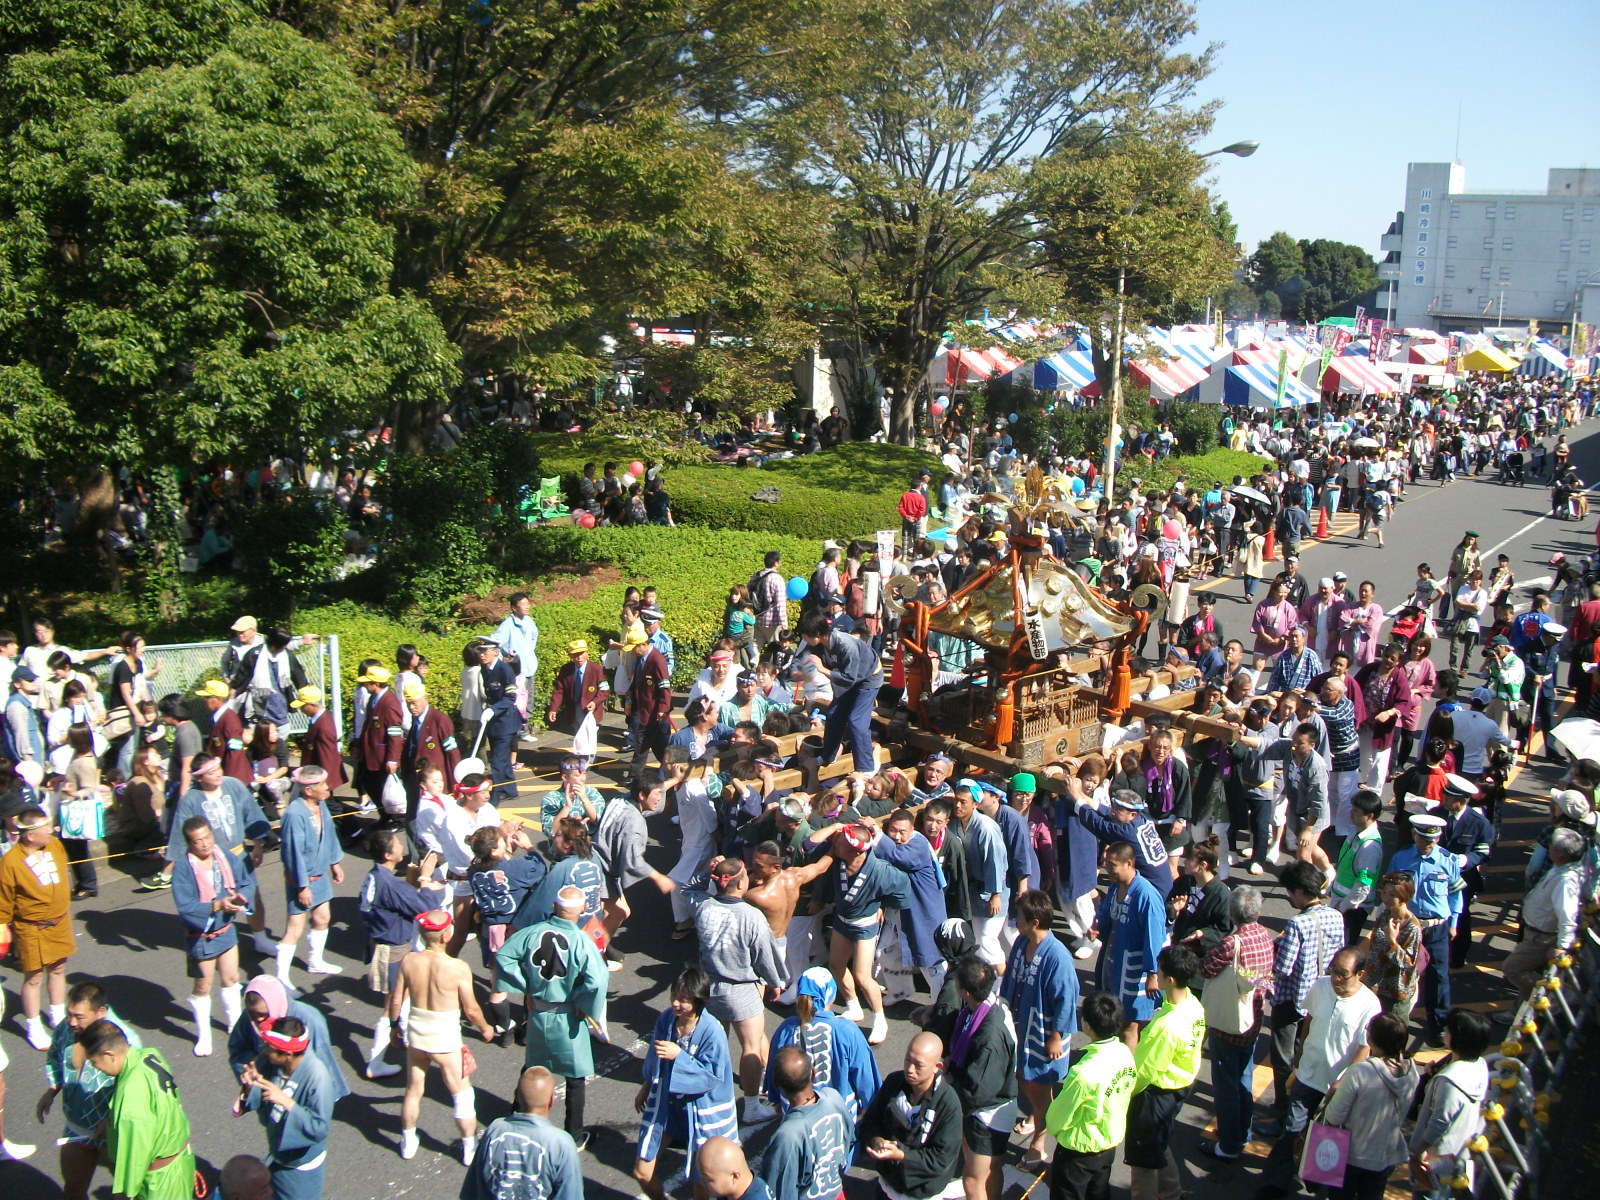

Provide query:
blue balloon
left=786, top=575, right=809, bottom=601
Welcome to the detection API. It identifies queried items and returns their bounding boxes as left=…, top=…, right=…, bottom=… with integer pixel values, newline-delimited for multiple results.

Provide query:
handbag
left=103, top=705, right=135, bottom=741
left=1299, top=1115, right=1351, bottom=1189
left=1201, top=939, right=1261, bottom=1036
left=461, top=1045, right=478, bottom=1077
left=59, top=792, right=108, bottom=841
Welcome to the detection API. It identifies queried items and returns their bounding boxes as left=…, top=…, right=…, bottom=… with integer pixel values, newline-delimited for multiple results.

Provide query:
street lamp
left=1101, top=139, right=1260, bottom=504
left=1202, top=140, right=1260, bottom=159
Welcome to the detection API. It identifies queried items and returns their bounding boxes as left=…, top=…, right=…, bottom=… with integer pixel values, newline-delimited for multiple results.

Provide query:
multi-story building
left=1377, top=163, right=1600, bottom=335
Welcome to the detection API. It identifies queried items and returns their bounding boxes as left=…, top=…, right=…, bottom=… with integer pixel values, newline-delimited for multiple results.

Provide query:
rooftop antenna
left=1454, top=101, right=1462, bottom=163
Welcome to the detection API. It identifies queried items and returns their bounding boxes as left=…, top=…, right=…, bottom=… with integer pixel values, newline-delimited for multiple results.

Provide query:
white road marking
left=1483, top=514, right=1554, bottom=558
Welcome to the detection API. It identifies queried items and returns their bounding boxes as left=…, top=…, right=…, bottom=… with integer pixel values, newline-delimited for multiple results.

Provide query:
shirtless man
left=388, top=909, right=492, bottom=1164
left=745, top=841, right=834, bottom=1006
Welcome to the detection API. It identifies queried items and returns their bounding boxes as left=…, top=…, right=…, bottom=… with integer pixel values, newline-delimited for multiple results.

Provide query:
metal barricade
left=85, top=635, right=343, bottom=739
left=1469, top=905, right=1600, bottom=1199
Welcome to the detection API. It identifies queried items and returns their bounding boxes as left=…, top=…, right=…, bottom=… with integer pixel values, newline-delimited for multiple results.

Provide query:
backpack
left=844, top=577, right=866, bottom=621
left=748, top=569, right=770, bottom=615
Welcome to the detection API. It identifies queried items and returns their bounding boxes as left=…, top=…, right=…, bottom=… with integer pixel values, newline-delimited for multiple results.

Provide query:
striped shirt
left=1273, top=902, right=1347, bottom=1014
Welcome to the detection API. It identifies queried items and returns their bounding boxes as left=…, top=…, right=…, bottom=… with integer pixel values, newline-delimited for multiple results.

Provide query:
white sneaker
left=1248, top=862, right=1265, bottom=876
left=867, top=1012, right=889, bottom=1045
left=354, top=800, right=377, bottom=817
left=741, top=1098, right=779, bottom=1125
left=0, top=1139, right=37, bottom=1161
left=366, top=1056, right=401, bottom=1079
left=194, top=1028, right=213, bottom=1057
left=837, top=999, right=865, bottom=1022
left=307, top=958, right=344, bottom=976
left=1074, top=939, right=1101, bottom=961
left=399, top=1129, right=419, bottom=1160
left=461, top=1134, right=479, bottom=1165
left=24, top=1017, right=50, bottom=1051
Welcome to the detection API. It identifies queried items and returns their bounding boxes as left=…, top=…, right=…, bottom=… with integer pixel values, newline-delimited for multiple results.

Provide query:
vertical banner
left=876, top=529, right=896, bottom=565
left=1215, top=313, right=1226, bottom=350
left=1316, top=327, right=1352, bottom=387
left=1276, top=348, right=1290, bottom=406
left=1353, top=306, right=1366, bottom=336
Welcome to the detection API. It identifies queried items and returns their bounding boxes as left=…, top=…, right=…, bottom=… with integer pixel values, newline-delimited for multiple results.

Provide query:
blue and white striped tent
left=1516, top=342, right=1571, bottom=378
left=1032, top=350, right=1099, bottom=392
left=1222, top=362, right=1319, bottom=408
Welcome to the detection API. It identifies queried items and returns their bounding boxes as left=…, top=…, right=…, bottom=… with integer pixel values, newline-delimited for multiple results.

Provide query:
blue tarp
left=1223, top=362, right=1318, bottom=408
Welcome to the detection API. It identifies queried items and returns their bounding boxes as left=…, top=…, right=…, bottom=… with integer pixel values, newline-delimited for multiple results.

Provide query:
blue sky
left=1188, top=0, right=1600, bottom=256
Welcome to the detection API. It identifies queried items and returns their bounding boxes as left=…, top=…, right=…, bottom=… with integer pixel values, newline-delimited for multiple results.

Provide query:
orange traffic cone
left=1314, top=506, right=1329, bottom=539
left=1263, top=525, right=1276, bottom=561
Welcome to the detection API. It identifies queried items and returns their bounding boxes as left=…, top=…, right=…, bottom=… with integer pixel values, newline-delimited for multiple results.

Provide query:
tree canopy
left=1248, top=231, right=1376, bottom=322
left=0, top=1, right=456, bottom=479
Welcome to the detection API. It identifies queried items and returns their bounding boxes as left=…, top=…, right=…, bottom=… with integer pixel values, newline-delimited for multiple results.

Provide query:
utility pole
left=1102, top=263, right=1127, bottom=501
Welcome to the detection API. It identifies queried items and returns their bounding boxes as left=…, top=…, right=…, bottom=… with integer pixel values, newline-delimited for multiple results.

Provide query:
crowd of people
left=1, top=368, right=1598, bottom=1200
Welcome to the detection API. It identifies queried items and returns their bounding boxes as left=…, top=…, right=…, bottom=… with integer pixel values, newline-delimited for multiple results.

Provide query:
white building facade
left=1378, top=163, right=1600, bottom=335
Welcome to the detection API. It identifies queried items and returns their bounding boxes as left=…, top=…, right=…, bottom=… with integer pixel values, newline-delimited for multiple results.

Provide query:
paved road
left=6, top=418, right=1600, bottom=1200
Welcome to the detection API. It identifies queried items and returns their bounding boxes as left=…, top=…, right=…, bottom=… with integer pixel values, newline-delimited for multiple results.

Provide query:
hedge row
left=532, top=436, right=943, bottom=541
left=1125, top=448, right=1274, bottom=496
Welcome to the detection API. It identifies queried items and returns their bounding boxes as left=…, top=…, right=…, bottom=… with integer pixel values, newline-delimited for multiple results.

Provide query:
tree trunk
left=393, top=397, right=446, bottom=455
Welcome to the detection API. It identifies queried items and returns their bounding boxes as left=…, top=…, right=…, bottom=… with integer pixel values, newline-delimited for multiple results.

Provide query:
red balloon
left=629, top=460, right=645, bottom=476
left=577, top=511, right=597, bottom=528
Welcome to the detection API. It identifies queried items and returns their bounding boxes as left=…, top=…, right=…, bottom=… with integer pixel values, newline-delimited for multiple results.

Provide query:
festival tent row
left=1319, top=354, right=1398, bottom=395
left=1514, top=342, right=1584, bottom=378
left=1220, top=361, right=1321, bottom=408
left=1461, top=345, right=1517, bottom=373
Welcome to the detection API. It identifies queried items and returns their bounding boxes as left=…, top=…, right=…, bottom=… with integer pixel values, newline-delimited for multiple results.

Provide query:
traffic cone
left=1263, top=525, right=1276, bottom=560
left=1314, top=506, right=1329, bottom=539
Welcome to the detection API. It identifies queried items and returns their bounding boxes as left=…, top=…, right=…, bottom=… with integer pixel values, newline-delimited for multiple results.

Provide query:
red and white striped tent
left=1321, top=355, right=1398, bottom=395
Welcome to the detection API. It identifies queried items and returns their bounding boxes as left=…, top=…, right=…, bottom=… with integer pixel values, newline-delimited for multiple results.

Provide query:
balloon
left=932, top=398, right=948, bottom=415
left=786, top=576, right=809, bottom=601
left=1009, top=412, right=1019, bottom=423
left=629, top=460, right=645, bottom=476
left=577, top=511, right=597, bottom=528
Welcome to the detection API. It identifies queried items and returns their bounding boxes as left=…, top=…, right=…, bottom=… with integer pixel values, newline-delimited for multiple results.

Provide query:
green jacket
left=1045, top=1037, right=1136, bottom=1154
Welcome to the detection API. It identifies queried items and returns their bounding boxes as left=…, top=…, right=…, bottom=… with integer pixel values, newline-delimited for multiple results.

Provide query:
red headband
left=453, top=780, right=489, bottom=798
left=259, top=1020, right=310, bottom=1054
left=415, top=909, right=453, bottom=932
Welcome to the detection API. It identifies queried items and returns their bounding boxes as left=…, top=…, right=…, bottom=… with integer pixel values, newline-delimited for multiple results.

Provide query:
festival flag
left=1353, top=306, right=1366, bottom=336
left=1276, top=348, right=1290, bottom=405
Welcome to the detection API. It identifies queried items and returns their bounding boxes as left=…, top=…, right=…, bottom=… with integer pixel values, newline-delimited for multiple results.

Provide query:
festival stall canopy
left=975, top=347, right=1025, bottom=375
left=1222, top=362, right=1319, bottom=408
left=1515, top=342, right=1574, bottom=378
left=1407, top=341, right=1448, bottom=365
left=933, top=347, right=995, bottom=387
left=1032, top=350, right=1099, bottom=393
left=1461, top=345, right=1516, bottom=372
left=1321, top=355, right=1397, bottom=395
left=1128, top=354, right=1208, bottom=399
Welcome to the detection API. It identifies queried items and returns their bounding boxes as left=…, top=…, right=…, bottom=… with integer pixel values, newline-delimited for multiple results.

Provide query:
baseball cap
left=356, top=665, right=393, bottom=683
left=289, top=686, right=323, bottom=709
left=231, top=616, right=258, bottom=632
left=1333, top=570, right=1348, bottom=581
left=10, top=665, right=38, bottom=683
left=401, top=682, right=427, bottom=702
left=566, top=639, right=589, bottom=655
left=194, top=679, right=230, bottom=699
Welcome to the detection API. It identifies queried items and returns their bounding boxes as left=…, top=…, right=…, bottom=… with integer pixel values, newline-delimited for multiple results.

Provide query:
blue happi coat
left=460, top=1112, right=583, bottom=1200
left=762, top=1011, right=882, bottom=1117
left=519, top=853, right=605, bottom=929
left=637, top=1007, right=739, bottom=1174
left=870, top=831, right=944, bottom=968
left=759, top=1086, right=857, bottom=1200
left=280, top=800, right=343, bottom=911
left=171, top=845, right=247, bottom=961
left=1095, top=874, right=1166, bottom=1023
left=999, top=931, right=1078, bottom=1082
left=229, top=1003, right=351, bottom=1102
left=245, top=1051, right=336, bottom=1177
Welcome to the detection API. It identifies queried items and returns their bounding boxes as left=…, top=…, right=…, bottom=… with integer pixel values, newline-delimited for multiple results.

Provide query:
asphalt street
left=5, top=416, right=1600, bottom=1200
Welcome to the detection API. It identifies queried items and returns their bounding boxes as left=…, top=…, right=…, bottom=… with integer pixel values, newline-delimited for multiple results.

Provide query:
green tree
left=1249, top=231, right=1303, bottom=293
left=0, top=3, right=456, bottom=487
left=235, top=496, right=348, bottom=623
left=293, top=0, right=824, bottom=446
left=1028, top=130, right=1237, bottom=408
left=1223, top=280, right=1260, bottom=318
left=757, top=0, right=1212, bottom=444
left=1296, top=238, right=1378, bottom=320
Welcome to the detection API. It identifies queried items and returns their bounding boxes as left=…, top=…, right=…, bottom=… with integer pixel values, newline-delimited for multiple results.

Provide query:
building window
left=1483, top=237, right=1493, bottom=250
left=1582, top=240, right=1593, bottom=255
left=1450, top=206, right=1461, bottom=219
left=1502, top=237, right=1513, bottom=251
left=1558, top=271, right=1569, bottom=284
left=1480, top=266, right=1491, bottom=279
left=1564, top=207, right=1575, bottom=220
left=1586, top=207, right=1596, bottom=221
left=1420, top=188, right=1433, bottom=199
left=1562, top=239, right=1573, bottom=252
left=1441, top=292, right=1454, bottom=307
left=1445, top=264, right=1456, bottom=279
left=1419, top=203, right=1431, bottom=214
left=1499, top=267, right=1511, bottom=282
left=1485, top=205, right=1497, bottom=218
left=1447, top=235, right=1458, bottom=249
left=1504, top=205, right=1517, bottom=219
